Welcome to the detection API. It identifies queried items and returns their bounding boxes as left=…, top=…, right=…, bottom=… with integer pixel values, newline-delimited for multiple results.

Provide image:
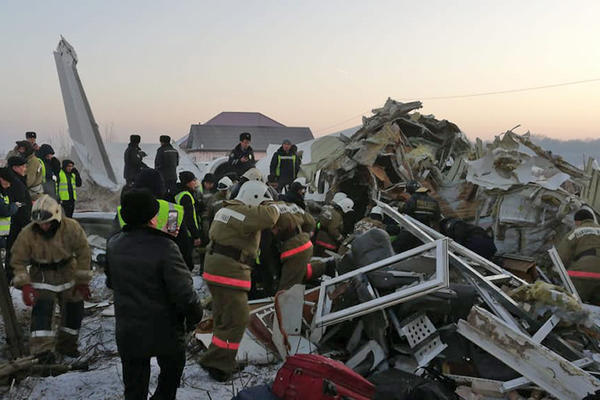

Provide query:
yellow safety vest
left=0, top=195, right=10, bottom=237
left=38, top=158, right=46, bottom=184
left=276, top=154, right=296, bottom=177
left=174, top=191, right=199, bottom=230
left=117, top=199, right=183, bottom=234
left=57, top=170, right=77, bottom=201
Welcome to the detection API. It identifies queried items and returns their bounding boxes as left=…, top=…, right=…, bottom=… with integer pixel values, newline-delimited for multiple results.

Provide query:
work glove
left=74, top=284, right=91, bottom=300
left=22, top=284, right=37, bottom=307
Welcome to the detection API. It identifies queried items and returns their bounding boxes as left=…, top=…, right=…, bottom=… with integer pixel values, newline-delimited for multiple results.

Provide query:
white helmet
left=332, top=192, right=348, bottom=204
left=31, top=195, right=62, bottom=224
left=242, top=168, right=264, bottom=182
left=336, top=197, right=354, bottom=214
left=235, top=181, right=273, bottom=207
left=217, top=176, right=233, bottom=191
left=370, top=206, right=383, bottom=218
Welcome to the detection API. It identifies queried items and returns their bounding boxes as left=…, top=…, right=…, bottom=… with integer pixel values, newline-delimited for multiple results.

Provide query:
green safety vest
left=57, top=170, right=77, bottom=201
left=275, top=154, right=296, bottom=177
left=0, top=195, right=10, bottom=237
left=174, top=190, right=199, bottom=230
left=38, top=158, right=46, bottom=184
left=117, top=199, right=183, bottom=234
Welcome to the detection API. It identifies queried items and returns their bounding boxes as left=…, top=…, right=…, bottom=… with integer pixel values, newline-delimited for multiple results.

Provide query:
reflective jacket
left=57, top=169, right=81, bottom=201
left=0, top=192, right=18, bottom=237
left=117, top=199, right=183, bottom=235
left=269, top=146, right=300, bottom=185
left=174, top=188, right=201, bottom=239
left=203, top=200, right=279, bottom=291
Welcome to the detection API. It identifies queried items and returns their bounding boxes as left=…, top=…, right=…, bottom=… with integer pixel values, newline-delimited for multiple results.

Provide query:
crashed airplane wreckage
left=193, top=99, right=600, bottom=399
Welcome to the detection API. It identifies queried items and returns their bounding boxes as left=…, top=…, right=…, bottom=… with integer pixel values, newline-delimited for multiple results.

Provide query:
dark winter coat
left=279, top=190, right=306, bottom=210
left=154, top=144, right=179, bottom=182
left=175, top=183, right=202, bottom=240
left=123, top=143, right=147, bottom=183
left=6, top=169, right=31, bottom=245
left=37, top=144, right=61, bottom=182
left=228, top=143, right=256, bottom=176
left=269, top=146, right=300, bottom=187
left=106, top=226, right=203, bottom=358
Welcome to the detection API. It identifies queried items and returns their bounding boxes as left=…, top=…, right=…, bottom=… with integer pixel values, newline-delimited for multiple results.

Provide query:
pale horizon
left=2, top=0, right=600, bottom=151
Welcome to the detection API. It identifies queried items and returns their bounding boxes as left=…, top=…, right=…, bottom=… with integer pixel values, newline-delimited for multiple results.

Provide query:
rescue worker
left=201, top=173, right=217, bottom=197
left=5, top=156, right=31, bottom=279
left=404, top=185, right=441, bottom=228
left=200, top=181, right=279, bottom=382
left=207, top=176, right=233, bottom=231
left=269, top=139, right=300, bottom=191
left=353, top=205, right=385, bottom=235
left=26, top=131, right=40, bottom=152
left=0, top=168, right=20, bottom=250
left=11, top=195, right=91, bottom=358
left=155, top=135, right=179, bottom=197
left=557, top=209, right=600, bottom=304
left=174, top=171, right=203, bottom=253
left=106, top=189, right=203, bottom=400
left=57, top=160, right=82, bottom=218
left=37, top=144, right=61, bottom=199
left=123, top=134, right=147, bottom=187
left=17, top=140, right=44, bottom=200
left=228, top=132, right=256, bottom=177
left=228, top=167, right=263, bottom=202
left=272, top=200, right=334, bottom=291
left=440, top=218, right=497, bottom=261
left=314, top=195, right=354, bottom=257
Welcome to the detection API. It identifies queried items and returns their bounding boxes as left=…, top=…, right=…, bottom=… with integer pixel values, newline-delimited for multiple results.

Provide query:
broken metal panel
left=457, top=306, right=600, bottom=400
left=345, top=340, right=387, bottom=373
left=548, top=246, right=582, bottom=302
left=314, top=239, right=449, bottom=328
left=54, top=37, right=118, bottom=189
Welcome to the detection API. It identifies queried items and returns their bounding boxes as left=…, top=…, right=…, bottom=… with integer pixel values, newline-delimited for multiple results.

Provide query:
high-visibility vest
left=275, top=154, right=297, bottom=177
left=0, top=195, right=10, bottom=237
left=38, top=158, right=46, bottom=184
left=117, top=199, right=183, bottom=234
left=174, top=190, right=199, bottom=230
left=57, top=170, right=77, bottom=201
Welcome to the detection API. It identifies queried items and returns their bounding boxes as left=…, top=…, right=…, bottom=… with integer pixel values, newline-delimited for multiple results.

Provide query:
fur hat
left=239, top=132, right=251, bottom=142
left=130, top=134, right=141, bottom=144
left=159, top=135, right=171, bottom=144
left=7, top=156, right=27, bottom=167
left=134, top=168, right=166, bottom=198
left=120, top=189, right=160, bottom=226
left=179, top=171, right=196, bottom=185
left=25, top=131, right=37, bottom=139
left=0, top=167, right=14, bottom=183
left=202, top=173, right=216, bottom=184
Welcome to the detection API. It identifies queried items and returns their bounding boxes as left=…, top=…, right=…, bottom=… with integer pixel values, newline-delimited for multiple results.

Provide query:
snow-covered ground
left=1, top=272, right=280, bottom=400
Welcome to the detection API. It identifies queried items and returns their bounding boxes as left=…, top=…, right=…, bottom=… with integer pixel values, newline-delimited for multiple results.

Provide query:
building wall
left=187, top=150, right=267, bottom=163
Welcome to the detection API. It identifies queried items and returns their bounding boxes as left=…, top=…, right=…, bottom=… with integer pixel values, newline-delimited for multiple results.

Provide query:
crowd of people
left=2, top=129, right=600, bottom=400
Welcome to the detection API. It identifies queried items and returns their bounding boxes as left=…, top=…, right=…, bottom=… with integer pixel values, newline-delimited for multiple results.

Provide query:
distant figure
left=155, top=135, right=179, bottom=198
left=270, top=139, right=300, bottom=191
left=228, top=132, right=256, bottom=177
left=37, top=144, right=61, bottom=199
left=440, top=218, right=497, bottom=261
left=403, top=185, right=441, bottom=228
left=0, top=168, right=20, bottom=250
left=16, top=140, right=44, bottom=201
left=57, top=160, right=82, bottom=218
left=123, top=134, right=147, bottom=187
left=26, top=131, right=39, bottom=152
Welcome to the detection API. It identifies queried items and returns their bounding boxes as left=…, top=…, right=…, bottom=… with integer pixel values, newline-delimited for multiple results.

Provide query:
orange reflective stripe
left=316, top=240, right=337, bottom=250
left=306, top=263, right=313, bottom=280
left=212, top=335, right=240, bottom=350
left=280, top=241, right=313, bottom=260
left=568, top=270, right=600, bottom=279
left=203, top=272, right=251, bottom=289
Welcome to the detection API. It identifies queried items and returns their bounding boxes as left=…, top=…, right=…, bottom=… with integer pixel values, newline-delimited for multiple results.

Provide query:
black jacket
left=0, top=188, right=18, bottom=218
left=269, top=146, right=300, bottom=186
left=155, top=144, right=179, bottom=182
left=175, top=184, right=202, bottom=240
left=279, top=190, right=306, bottom=210
left=403, top=192, right=441, bottom=227
left=124, top=144, right=147, bottom=182
left=228, top=143, right=255, bottom=176
left=6, top=170, right=31, bottom=243
left=37, top=145, right=61, bottom=182
left=106, top=226, right=202, bottom=358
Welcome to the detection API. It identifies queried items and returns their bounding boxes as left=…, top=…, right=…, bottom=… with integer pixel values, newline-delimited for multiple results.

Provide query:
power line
left=316, top=77, right=600, bottom=134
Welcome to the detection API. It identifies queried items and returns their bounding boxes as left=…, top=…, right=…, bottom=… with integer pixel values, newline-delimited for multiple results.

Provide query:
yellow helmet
left=31, top=195, right=62, bottom=224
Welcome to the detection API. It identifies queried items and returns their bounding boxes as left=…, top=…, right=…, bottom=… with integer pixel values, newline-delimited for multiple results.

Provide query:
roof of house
left=182, top=124, right=314, bottom=152
left=204, top=112, right=285, bottom=127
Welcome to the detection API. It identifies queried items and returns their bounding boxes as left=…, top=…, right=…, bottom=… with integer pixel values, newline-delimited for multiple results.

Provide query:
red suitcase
left=272, top=354, right=375, bottom=400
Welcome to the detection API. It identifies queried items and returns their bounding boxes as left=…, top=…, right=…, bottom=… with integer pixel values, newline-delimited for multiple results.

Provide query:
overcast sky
left=1, top=0, right=600, bottom=150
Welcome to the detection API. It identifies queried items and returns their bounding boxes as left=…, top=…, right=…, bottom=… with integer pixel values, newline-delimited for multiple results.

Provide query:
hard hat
left=332, top=192, right=348, bottom=204
left=242, top=168, right=264, bottom=182
left=217, top=176, right=233, bottom=191
left=336, top=197, right=354, bottom=214
left=235, top=181, right=273, bottom=207
left=406, top=180, right=420, bottom=194
left=31, top=195, right=62, bottom=224
left=370, top=206, right=383, bottom=217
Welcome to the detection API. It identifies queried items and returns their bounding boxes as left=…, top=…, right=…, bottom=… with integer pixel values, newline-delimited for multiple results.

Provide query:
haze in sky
left=1, top=0, right=599, bottom=150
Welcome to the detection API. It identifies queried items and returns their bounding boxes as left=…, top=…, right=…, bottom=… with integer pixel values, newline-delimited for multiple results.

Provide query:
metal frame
left=314, top=239, right=449, bottom=328
left=548, top=246, right=581, bottom=302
